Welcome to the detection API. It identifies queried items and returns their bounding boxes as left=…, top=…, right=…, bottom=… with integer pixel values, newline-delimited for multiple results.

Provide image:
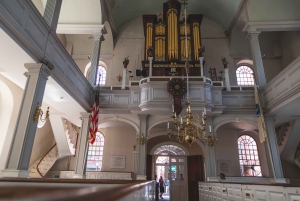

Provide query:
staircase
left=276, top=122, right=292, bottom=153
left=29, top=116, right=79, bottom=178
left=63, top=118, right=79, bottom=156
left=29, top=144, right=58, bottom=178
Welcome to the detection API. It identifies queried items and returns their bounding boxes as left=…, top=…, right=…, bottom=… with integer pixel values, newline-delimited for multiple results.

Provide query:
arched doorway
left=152, top=144, right=187, bottom=201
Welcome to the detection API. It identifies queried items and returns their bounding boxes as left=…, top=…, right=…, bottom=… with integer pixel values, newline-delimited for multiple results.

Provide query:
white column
left=121, top=69, right=127, bottom=90
left=149, top=57, right=153, bottom=77
left=205, top=117, right=218, bottom=181
left=199, top=57, right=204, bottom=76
left=88, top=32, right=105, bottom=87
left=247, top=32, right=266, bottom=88
left=73, top=112, right=90, bottom=179
left=137, top=114, right=149, bottom=180
left=265, top=115, right=289, bottom=183
left=0, top=63, right=51, bottom=178
left=133, top=149, right=138, bottom=179
left=43, top=0, right=62, bottom=31
left=224, top=68, right=231, bottom=91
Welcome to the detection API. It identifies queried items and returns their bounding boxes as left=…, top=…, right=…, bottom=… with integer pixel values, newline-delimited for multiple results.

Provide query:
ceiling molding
left=56, top=24, right=105, bottom=34
left=243, top=21, right=300, bottom=33
left=72, top=54, right=113, bottom=60
left=226, top=0, right=248, bottom=36
left=101, top=0, right=117, bottom=37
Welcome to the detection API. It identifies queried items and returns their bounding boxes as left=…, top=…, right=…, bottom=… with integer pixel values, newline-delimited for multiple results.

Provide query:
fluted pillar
left=265, top=115, right=288, bottom=183
left=0, top=63, right=51, bottom=178
left=149, top=57, right=153, bottom=77
left=199, top=57, right=204, bottom=76
left=88, top=29, right=106, bottom=87
left=73, top=112, right=90, bottom=179
left=137, top=114, right=149, bottom=180
left=205, top=117, right=218, bottom=181
left=43, top=0, right=62, bottom=31
left=224, top=68, right=231, bottom=91
left=121, top=69, right=127, bottom=89
left=247, top=32, right=266, bottom=88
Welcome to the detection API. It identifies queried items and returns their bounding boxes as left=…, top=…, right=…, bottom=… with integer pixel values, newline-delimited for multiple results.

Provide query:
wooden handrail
left=36, top=143, right=57, bottom=178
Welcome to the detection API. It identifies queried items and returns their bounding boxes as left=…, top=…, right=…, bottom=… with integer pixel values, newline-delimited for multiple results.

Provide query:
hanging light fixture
left=166, top=0, right=217, bottom=146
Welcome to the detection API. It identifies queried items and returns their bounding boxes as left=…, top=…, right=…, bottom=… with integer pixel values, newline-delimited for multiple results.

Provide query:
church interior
left=0, top=0, right=300, bottom=200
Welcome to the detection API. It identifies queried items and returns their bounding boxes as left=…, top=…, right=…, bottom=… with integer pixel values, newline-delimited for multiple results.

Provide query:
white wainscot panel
left=190, top=88, right=202, bottom=99
left=132, top=92, right=140, bottom=103
left=141, top=89, right=148, bottom=101
left=241, top=96, right=255, bottom=107
left=274, top=78, right=289, bottom=97
left=285, top=187, right=300, bottom=201
left=100, top=96, right=111, bottom=105
left=212, top=92, right=222, bottom=105
left=152, top=88, right=170, bottom=100
left=113, top=96, right=130, bottom=105
left=223, top=96, right=240, bottom=107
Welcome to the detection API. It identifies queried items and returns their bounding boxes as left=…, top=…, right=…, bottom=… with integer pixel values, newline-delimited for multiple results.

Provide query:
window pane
left=86, top=131, right=105, bottom=171
left=237, top=135, right=262, bottom=177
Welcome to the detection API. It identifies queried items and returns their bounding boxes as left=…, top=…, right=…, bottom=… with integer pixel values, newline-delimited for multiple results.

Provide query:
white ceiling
left=0, top=28, right=84, bottom=126
left=39, top=0, right=102, bottom=24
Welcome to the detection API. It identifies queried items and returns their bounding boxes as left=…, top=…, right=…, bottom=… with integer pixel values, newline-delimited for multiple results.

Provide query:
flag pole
left=254, top=79, right=276, bottom=179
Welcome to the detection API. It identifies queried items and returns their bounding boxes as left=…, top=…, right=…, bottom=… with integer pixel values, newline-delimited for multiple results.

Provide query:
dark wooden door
left=187, top=155, right=204, bottom=201
left=146, top=155, right=152, bottom=180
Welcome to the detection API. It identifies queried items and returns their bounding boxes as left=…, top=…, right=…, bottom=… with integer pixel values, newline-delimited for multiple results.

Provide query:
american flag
left=89, top=89, right=99, bottom=144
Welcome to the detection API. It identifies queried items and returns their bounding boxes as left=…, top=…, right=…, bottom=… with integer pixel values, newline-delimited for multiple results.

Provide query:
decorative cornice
left=71, top=54, right=113, bottom=60
left=243, top=21, right=300, bottom=33
left=56, top=24, right=105, bottom=34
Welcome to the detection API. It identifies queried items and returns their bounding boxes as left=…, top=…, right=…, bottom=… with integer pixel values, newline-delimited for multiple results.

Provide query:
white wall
left=0, top=75, right=23, bottom=171
left=100, top=127, right=136, bottom=172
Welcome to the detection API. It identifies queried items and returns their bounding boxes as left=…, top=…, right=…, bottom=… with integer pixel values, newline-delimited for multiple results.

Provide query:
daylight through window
left=86, top=132, right=104, bottom=171
left=236, top=66, right=254, bottom=86
left=96, top=66, right=106, bottom=85
left=237, top=135, right=262, bottom=177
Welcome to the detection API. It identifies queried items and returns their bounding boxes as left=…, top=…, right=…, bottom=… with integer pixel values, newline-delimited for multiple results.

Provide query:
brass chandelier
left=166, top=0, right=217, bottom=146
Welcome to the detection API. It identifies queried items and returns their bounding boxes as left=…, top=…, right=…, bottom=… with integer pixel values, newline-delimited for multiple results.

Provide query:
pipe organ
left=142, top=0, right=203, bottom=76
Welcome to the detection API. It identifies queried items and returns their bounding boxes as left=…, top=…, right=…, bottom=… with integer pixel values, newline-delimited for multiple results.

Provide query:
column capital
left=80, top=112, right=90, bottom=119
left=199, top=57, right=204, bottom=61
left=138, top=114, right=149, bottom=119
left=92, top=33, right=105, bottom=42
left=246, top=31, right=261, bottom=40
left=265, top=114, right=276, bottom=121
left=24, top=63, right=51, bottom=77
left=148, top=57, right=153, bottom=61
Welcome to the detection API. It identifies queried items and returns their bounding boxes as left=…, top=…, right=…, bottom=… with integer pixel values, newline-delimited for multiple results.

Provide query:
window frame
left=85, top=65, right=107, bottom=86
left=237, top=134, right=262, bottom=177
left=86, top=131, right=105, bottom=171
left=236, top=65, right=255, bottom=86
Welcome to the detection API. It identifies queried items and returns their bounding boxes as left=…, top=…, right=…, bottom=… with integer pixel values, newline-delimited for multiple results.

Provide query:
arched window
left=96, top=66, right=106, bottom=85
left=236, top=66, right=254, bottom=86
left=85, top=66, right=107, bottom=85
left=86, top=132, right=104, bottom=171
left=237, top=135, right=262, bottom=176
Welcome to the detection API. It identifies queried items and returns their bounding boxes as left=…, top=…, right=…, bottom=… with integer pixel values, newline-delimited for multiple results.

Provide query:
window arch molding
left=236, top=65, right=255, bottom=86
left=150, top=141, right=189, bottom=156
left=84, top=61, right=108, bottom=85
left=237, top=133, right=262, bottom=177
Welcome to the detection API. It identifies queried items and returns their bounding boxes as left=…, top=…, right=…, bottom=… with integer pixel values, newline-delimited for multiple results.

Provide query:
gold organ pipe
left=171, top=11, right=174, bottom=59
left=163, top=38, right=165, bottom=58
left=168, top=12, right=171, bottom=59
left=175, top=12, right=178, bottom=59
left=158, top=38, right=161, bottom=57
left=150, top=24, right=152, bottom=48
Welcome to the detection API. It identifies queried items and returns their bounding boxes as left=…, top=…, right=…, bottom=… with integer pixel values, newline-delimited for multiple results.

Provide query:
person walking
left=159, top=176, right=166, bottom=199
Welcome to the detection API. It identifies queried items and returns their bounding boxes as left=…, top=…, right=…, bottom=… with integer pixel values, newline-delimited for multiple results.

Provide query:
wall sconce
left=205, top=127, right=218, bottom=147
left=33, top=103, right=50, bottom=128
left=117, top=74, right=122, bottom=82
left=136, top=133, right=145, bottom=145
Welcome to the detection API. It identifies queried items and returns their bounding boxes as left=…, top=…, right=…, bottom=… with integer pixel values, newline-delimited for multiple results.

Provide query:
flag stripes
left=89, top=90, right=99, bottom=144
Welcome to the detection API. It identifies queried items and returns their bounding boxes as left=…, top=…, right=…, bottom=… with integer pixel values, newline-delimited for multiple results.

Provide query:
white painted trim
left=98, top=117, right=139, bottom=133
left=243, top=21, right=300, bottom=32
left=149, top=141, right=190, bottom=156
left=56, top=24, right=105, bottom=34
left=72, top=54, right=113, bottom=60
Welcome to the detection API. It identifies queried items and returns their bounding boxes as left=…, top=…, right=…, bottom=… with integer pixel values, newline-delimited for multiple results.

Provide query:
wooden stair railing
left=36, top=143, right=57, bottom=178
